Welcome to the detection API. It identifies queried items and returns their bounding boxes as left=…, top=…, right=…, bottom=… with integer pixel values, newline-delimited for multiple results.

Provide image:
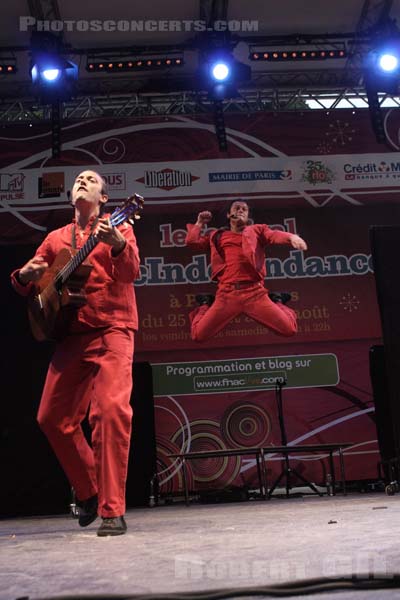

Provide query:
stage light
left=363, top=42, right=400, bottom=143
left=364, top=45, right=400, bottom=95
left=198, top=51, right=251, bottom=101
left=42, top=68, right=61, bottom=82
left=196, top=50, right=250, bottom=152
left=0, top=62, right=17, bottom=74
left=30, top=55, right=78, bottom=100
left=249, top=46, right=346, bottom=61
left=211, top=61, right=230, bottom=82
left=378, top=52, right=399, bottom=73
left=86, top=55, right=184, bottom=73
left=364, top=18, right=400, bottom=101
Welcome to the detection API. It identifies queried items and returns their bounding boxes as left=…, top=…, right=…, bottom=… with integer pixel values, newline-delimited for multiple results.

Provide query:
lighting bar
left=0, top=63, right=17, bottom=74
left=249, top=47, right=346, bottom=61
left=86, top=56, right=184, bottom=72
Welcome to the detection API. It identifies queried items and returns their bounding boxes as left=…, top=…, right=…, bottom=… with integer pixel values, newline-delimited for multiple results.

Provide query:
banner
left=1, top=110, right=393, bottom=491
left=152, top=354, right=339, bottom=395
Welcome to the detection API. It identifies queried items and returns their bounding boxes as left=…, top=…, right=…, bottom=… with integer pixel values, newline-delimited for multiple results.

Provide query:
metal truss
left=1, top=86, right=398, bottom=122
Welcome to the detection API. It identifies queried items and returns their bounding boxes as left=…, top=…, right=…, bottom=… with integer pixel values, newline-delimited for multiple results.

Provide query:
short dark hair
left=227, top=199, right=250, bottom=213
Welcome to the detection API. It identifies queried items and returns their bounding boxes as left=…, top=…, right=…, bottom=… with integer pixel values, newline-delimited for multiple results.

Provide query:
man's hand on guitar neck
left=18, top=256, right=49, bottom=285
left=95, top=218, right=127, bottom=256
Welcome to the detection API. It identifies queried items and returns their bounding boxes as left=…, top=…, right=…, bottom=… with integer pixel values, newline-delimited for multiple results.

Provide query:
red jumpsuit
left=186, top=223, right=297, bottom=342
left=11, top=216, right=140, bottom=518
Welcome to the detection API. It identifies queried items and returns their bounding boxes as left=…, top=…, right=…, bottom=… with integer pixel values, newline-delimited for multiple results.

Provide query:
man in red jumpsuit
left=186, top=200, right=307, bottom=342
left=11, top=170, right=140, bottom=536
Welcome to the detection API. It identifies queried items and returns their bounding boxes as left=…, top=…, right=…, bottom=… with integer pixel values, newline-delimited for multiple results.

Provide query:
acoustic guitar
left=27, top=194, right=144, bottom=342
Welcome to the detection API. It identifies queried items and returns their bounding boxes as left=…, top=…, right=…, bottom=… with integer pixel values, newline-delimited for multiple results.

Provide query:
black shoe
left=269, top=292, right=292, bottom=305
left=76, top=494, right=98, bottom=527
left=195, top=294, right=215, bottom=307
left=97, top=516, right=127, bottom=537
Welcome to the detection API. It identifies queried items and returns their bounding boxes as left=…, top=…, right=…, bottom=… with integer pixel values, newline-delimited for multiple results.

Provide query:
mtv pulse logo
left=0, top=172, right=25, bottom=201
left=0, top=173, right=25, bottom=192
left=301, top=160, right=335, bottom=185
left=137, top=168, right=199, bottom=191
left=344, top=160, right=400, bottom=180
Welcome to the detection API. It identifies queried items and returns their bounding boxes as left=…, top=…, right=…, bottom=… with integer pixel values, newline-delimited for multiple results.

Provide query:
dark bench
left=169, top=443, right=353, bottom=505
left=169, top=447, right=267, bottom=505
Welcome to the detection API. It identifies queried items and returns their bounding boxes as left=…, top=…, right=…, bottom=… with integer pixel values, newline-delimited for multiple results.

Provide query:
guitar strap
left=71, top=217, right=99, bottom=250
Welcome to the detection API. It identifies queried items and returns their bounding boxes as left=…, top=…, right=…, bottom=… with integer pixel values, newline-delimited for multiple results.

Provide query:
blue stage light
left=198, top=51, right=251, bottom=100
left=211, top=62, right=230, bottom=82
left=378, top=52, right=399, bottom=73
left=30, top=55, right=78, bottom=100
left=42, top=68, right=62, bottom=82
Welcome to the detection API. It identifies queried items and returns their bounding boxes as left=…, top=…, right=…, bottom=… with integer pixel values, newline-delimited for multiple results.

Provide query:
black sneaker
left=97, top=516, right=127, bottom=537
left=268, top=292, right=292, bottom=305
left=76, top=494, right=98, bottom=527
left=195, top=294, right=215, bottom=306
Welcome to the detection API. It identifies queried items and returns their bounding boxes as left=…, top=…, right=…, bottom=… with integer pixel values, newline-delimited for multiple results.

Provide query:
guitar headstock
left=110, top=194, right=144, bottom=227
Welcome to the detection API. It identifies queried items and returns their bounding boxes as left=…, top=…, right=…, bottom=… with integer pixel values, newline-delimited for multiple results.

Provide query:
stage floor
left=2, top=493, right=400, bottom=600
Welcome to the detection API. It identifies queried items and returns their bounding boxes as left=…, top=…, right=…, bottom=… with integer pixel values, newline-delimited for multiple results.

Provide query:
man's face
left=227, top=201, right=249, bottom=223
left=71, top=171, right=107, bottom=209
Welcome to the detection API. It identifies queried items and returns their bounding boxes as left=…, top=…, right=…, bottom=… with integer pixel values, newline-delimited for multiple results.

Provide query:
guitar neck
left=53, top=195, right=143, bottom=289
left=57, top=234, right=99, bottom=287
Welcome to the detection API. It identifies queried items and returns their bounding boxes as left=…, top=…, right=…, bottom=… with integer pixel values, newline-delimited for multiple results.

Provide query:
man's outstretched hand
left=290, top=235, right=308, bottom=250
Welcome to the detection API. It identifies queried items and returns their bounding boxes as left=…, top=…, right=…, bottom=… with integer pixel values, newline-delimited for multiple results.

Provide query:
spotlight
left=30, top=54, right=78, bottom=100
left=363, top=42, right=400, bottom=143
left=199, top=51, right=251, bottom=100
left=29, top=31, right=78, bottom=101
left=365, top=17, right=400, bottom=95
left=42, top=68, right=61, bottom=81
left=210, top=61, right=230, bottom=82
left=364, top=46, right=400, bottom=96
left=379, top=53, right=399, bottom=72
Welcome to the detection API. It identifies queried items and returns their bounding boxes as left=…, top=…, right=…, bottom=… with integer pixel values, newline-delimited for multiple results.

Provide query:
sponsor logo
left=301, top=160, right=335, bottom=186
left=0, top=172, right=25, bottom=201
left=137, top=168, right=199, bottom=191
left=39, top=171, right=64, bottom=198
left=344, top=160, right=400, bottom=180
left=0, top=173, right=25, bottom=192
left=209, top=170, right=292, bottom=183
left=103, top=173, right=126, bottom=190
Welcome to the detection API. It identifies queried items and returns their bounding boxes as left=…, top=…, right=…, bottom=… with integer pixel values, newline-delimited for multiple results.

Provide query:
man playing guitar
left=11, top=170, right=141, bottom=536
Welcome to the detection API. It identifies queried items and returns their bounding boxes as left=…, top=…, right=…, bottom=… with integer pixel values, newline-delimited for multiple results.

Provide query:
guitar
left=27, top=194, right=144, bottom=342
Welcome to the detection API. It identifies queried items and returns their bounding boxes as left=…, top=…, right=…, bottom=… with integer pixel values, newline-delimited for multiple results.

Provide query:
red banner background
left=2, top=109, right=399, bottom=494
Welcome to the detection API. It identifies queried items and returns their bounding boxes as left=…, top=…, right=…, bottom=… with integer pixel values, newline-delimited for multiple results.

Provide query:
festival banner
left=1, top=110, right=395, bottom=491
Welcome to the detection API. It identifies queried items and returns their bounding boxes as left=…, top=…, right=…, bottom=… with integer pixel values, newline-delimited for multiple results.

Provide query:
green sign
left=151, top=353, right=339, bottom=396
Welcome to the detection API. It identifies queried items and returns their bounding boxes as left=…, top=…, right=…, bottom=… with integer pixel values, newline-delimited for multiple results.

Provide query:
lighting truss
left=2, top=88, right=398, bottom=123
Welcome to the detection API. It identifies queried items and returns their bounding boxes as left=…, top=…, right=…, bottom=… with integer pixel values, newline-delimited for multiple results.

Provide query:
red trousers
left=37, top=327, right=134, bottom=518
left=190, top=282, right=297, bottom=342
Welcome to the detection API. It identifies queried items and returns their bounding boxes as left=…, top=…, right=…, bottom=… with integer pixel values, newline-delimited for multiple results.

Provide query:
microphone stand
left=268, top=379, right=322, bottom=498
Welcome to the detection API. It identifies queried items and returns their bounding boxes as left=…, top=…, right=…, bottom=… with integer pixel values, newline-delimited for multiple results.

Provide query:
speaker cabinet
left=369, top=345, right=397, bottom=463
left=370, top=226, right=400, bottom=462
left=126, top=361, right=157, bottom=507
